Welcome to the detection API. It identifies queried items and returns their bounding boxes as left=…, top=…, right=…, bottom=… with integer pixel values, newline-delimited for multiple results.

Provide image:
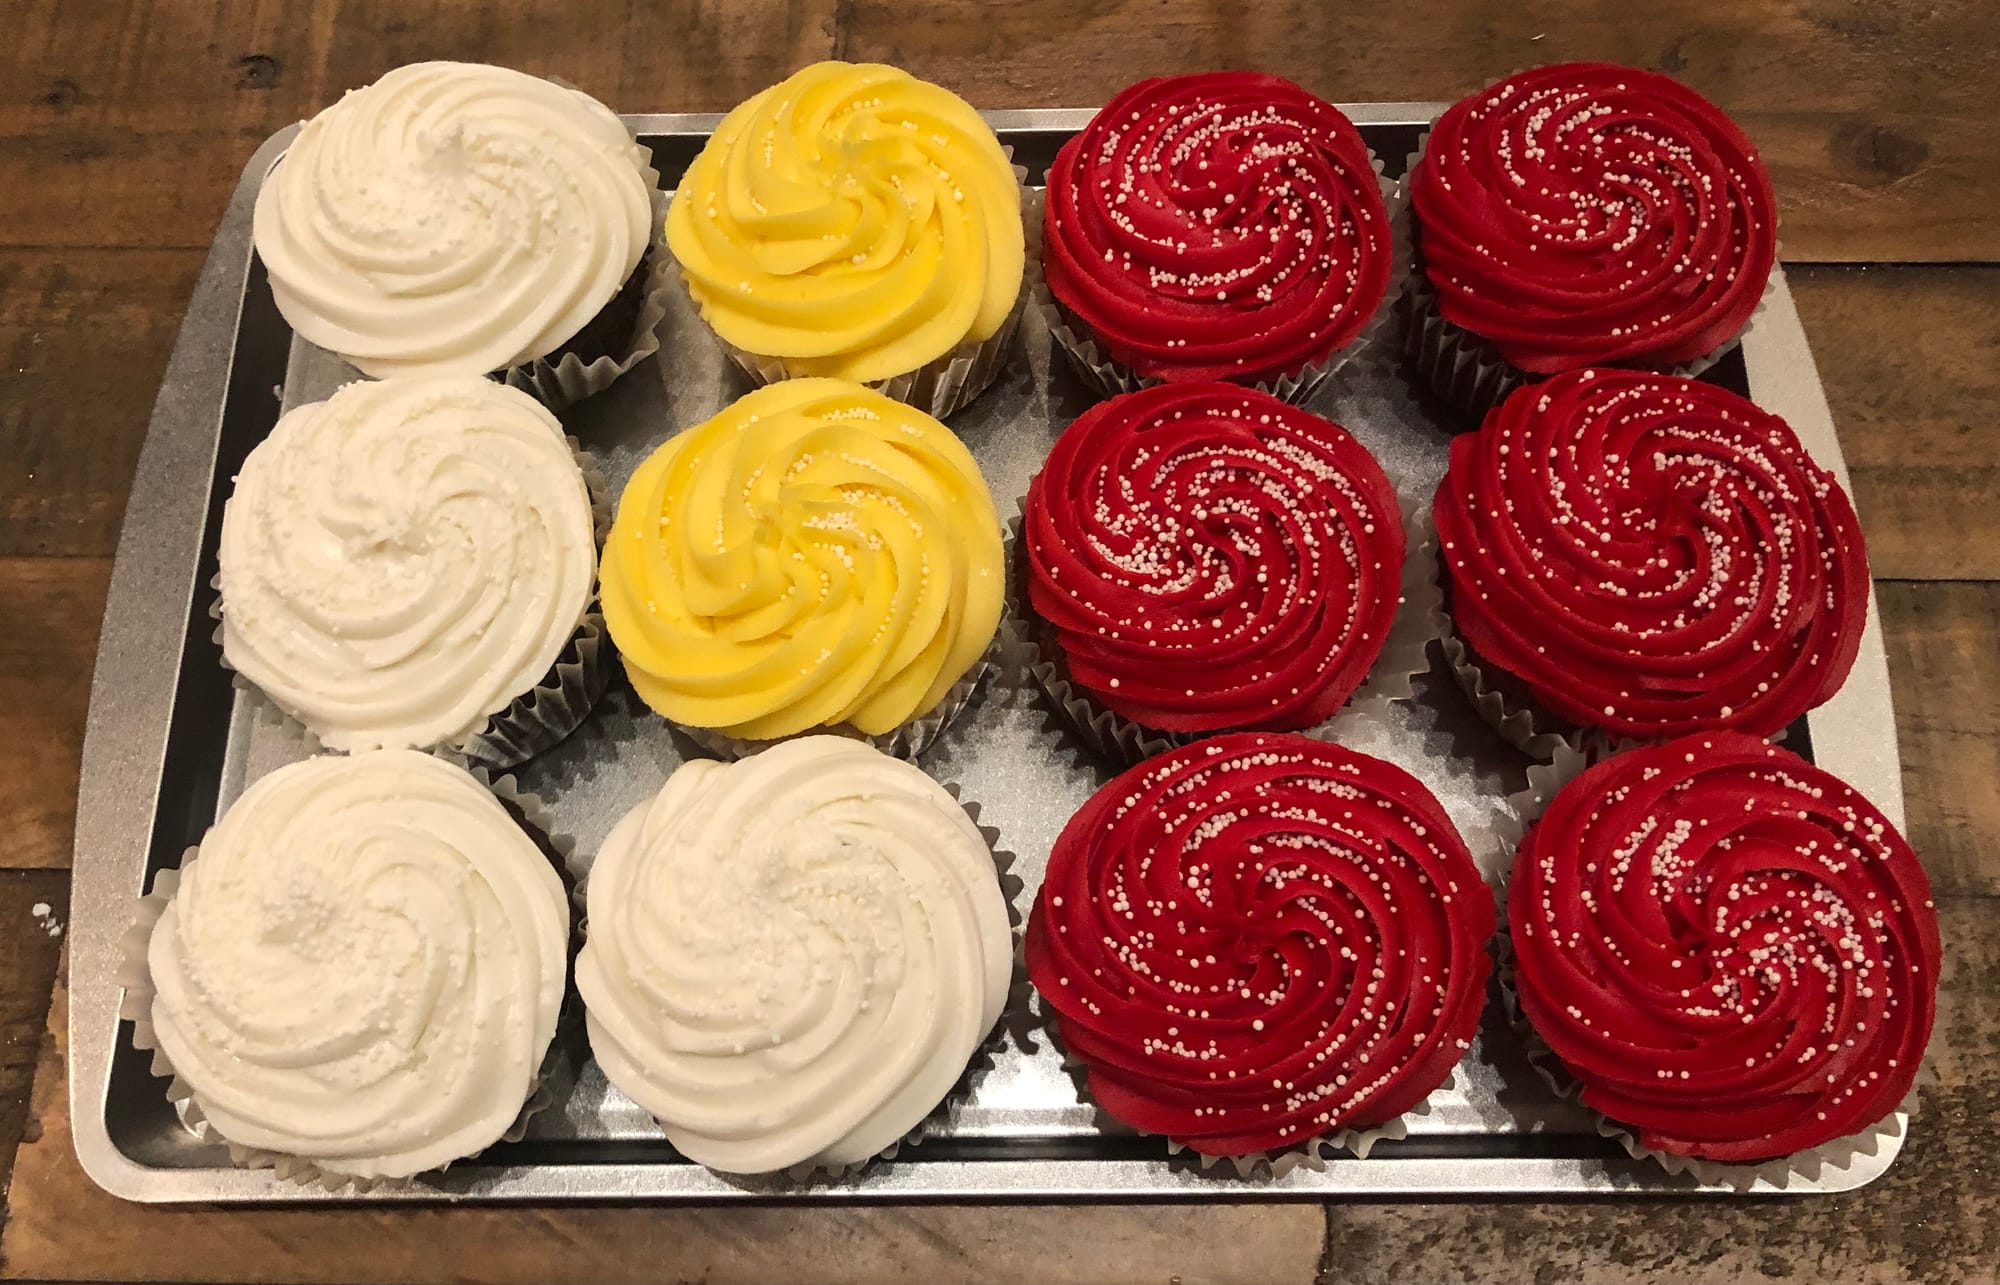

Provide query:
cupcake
left=1405, top=63, right=1777, bottom=418
left=601, top=379, right=1004, bottom=758
left=1026, top=733, right=1493, bottom=1166
left=1021, top=382, right=1406, bottom=764
left=1508, top=733, right=1939, bottom=1175
left=128, top=751, right=570, bottom=1183
left=665, top=61, right=1025, bottom=419
left=1433, top=369, right=1867, bottom=751
left=1038, top=72, right=1395, bottom=402
left=575, top=736, right=1012, bottom=1175
left=218, top=376, right=607, bottom=767
left=253, top=61, right=664, bottom=407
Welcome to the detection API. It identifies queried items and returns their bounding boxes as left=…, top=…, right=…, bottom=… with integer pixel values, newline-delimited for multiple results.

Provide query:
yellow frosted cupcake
left=602, top=379, right=1004, bottom=757
left=665, top=62, right=1025, bottom=419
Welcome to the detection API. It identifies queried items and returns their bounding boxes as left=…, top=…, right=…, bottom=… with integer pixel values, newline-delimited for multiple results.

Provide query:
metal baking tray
left=70, top=107, right=1907, bottom=1202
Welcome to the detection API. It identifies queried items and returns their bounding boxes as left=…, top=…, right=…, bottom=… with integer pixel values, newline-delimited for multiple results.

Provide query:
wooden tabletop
left=3, top=2, right=1997, bottom=1281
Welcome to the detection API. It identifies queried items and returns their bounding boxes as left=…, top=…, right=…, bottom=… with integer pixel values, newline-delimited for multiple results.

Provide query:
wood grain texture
left=1879, top=581, right=2000, bottom=898
left=0, top=0, right=840, bottom=251
left=0, top=559, right=112, bottom=871
left=0, top=872, right=68, bottom=1201
left=0, top=959, right=1321, bottom=1284
left=1, top=0, right=1996, bottom=258
left=0, top=249, right=200, bottom=559
left=1314, top=898, right=2000, bottom=1285
left=1791, top=265, right=2000, bottom=581
left=840, top=0, right=2000, bottom=263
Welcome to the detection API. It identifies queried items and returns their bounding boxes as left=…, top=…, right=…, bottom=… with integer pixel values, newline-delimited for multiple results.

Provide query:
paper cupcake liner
left=713, top=290, right=1026, bottom=424
left=1007, top=444, right=1437, bottom=769
left=1018, top=988, right=1450, bottom=1179
left=1394, top=132, right=1772, bottom=426
left=213, top=442, right=616, bottom=771
left=690, top=158, right=1033, bottom=422
left=502, top=158, right=676, bottom=413
left=117, top=769, right=575, bottom=1193
left=671, top=637, right=999, bottom=763
left=1488, top=747, right=1919, bottom=1191
left=1032, top=151, right=1409, bottom=406
left=566, top=779, right=1027, bottom=1183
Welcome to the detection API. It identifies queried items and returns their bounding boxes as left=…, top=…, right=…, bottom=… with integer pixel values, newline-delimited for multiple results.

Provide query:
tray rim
left=68, top=106, right=1907, bottom=1204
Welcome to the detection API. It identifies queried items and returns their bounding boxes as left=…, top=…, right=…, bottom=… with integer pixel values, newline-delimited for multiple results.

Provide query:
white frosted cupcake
left=253, top=61, right=665, bottom=405
left=218, top=376, right=606, bottom=767
left=575, top=737, right=1012, bottom=1175
left=129, top=752, right=569, bottom=1183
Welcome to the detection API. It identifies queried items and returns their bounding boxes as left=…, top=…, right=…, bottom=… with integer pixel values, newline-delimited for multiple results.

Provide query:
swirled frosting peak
left=1511, top=734, right=1939, bottom=1162
left=254, top=61, right=653, bottom=377
left=601, top=379, right=1004, bottom=739
left=666, top=61, right=1025, bottom=384
left=576, top=737, right=1012, bottom=1173
left=1434, top=369, right=1867, bottom=740
left=1411, top=63, right=1775, bottom=373
left=1027, top=383, right=1404, bottom=733
left=1027, top=733, right=1493, bottom=1155
left=1043, top=73, right=1391, bottom=384
left=219, top=376, right=598, bottom=753
left=145, top=752, right=569, bottom=1179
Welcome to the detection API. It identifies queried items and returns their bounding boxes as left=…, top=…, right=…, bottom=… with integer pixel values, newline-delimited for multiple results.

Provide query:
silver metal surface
left=69, top=109, right=1906, bottom=1203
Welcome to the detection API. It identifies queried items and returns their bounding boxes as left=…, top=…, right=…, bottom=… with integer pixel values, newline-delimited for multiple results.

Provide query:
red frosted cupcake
left=1406, top=63, right=1777, bottom=418
left=1022, top=383, right=1405, bottom=764
left=1434, top=369, right=1867, bottom=751
left=1040, top=73, right=1395, bottom=402
left=1509, top=733, right=1939, bottom=1171
left=1026, top=733, right=1494, bottom=1163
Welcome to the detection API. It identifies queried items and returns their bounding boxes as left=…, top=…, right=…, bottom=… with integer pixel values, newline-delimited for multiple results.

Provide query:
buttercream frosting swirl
left=1026, top=383, right=1403, bottom=733
left=1042, top=72, right=1391, bottom=385
left=1411, top=62, right=1775, bottom=374
left=601, top=378, right=1003, bottom=739
left=666, top=61, right=1024, bottom=384
left=219, top=376, right=598, bottom=753
left=1026, top=733, right=1493, bottom=1155
left=576, top=737, right=1011, bottom=1173
left=145, top=751, right=569, bottom=1179
left=1434, top=369, right=1866, bottom=740
left=254, top=61, right=653, bottom=377
left=1510, top=733, right=1939, bottom=1163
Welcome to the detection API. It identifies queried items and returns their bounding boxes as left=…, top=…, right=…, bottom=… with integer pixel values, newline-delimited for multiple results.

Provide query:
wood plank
left=1879, top=580, right=2000, bottom=898
left=0, top=558, right=112, bottom=871
left=1314, top=901, right=2000, bottom=1284
left=841, top=0, right=2000, bottom=263
left=0, top=872, right=68, bottom=1201
left=1792, top=265, right=2000, bottom=581
left=0, top=955, right=1320, bottom=1284
left=0, top=0, right=840, bottom=251
left=0, top=249, right=200, bottom=560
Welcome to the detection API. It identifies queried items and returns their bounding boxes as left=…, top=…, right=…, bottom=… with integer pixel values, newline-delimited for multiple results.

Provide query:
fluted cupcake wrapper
left=1031, top=152, right=1409, bottom=407
left=1393, top=131, right=1771, bottom=426
left=688, top=158, right=1033, bottom=423
left=1487, top=746, right=1920, bottom=1192
left=213, top=441, right=615, bottom=771
left=502, top=157, right=676, bottom=413
left=669, top=638, right=999, bottom=764
left=1006, top=445, right=1437, bottom=770
left=116, top=771, right=575, bottom=1194
left=565, top=781, right=1027, bottom=1183
left=1015, top=989, right=1448, bottom=1179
